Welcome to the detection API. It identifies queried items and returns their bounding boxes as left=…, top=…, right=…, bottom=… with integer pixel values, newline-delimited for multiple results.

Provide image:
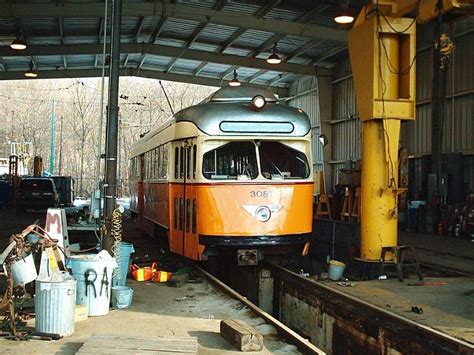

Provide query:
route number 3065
left=250, top=190, right=273, bottom=198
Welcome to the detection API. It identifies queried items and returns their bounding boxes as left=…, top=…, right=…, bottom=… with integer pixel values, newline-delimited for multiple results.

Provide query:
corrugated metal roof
left=232, top=29, right=275, bottom=50
left=196, top=23, right=238, bottom=44
left=161, top=18, right=201, bottom=39
left=265, top=8, right=304, bottom=22
left=0, top=0, right=367, bottom=88
left=222, top=1, right=262, bottom=15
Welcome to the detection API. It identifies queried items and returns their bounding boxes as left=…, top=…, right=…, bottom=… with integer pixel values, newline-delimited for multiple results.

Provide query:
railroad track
left=200, top=261, right=473, bottom=354
left=262, top=263, right=473, bottom=354
left=194, top=264, right=324, bottom=354
left=419, top=261, right=474, bottom=278
left=408, top=247, right=474, bottom=277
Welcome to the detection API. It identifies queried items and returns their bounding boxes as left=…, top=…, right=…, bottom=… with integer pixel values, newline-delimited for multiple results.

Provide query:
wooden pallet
left=77, top=334, right=198, bottom=354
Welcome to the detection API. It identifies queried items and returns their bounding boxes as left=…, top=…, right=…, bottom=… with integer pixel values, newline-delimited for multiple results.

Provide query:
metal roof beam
left=124, top=16, right=145, bottom=67
left=138, top=16, right=167, bottom=69
left=219, top=0, right=280, bottom=54
left=246, top=5, right=329, bottom=82
left=95, top=17, right=104, bottom=68
left=1, top=2, right=347, bottom=42
left=58, top=16, right=67, bottom=68
left=0, top=67, right=289, bottom=96
left=165, top=0, right=228, bottom=75
left=197, top=0, right=280, bottom=78
left=246, top=69, right=266, bottom=83
left=313, top=45, right=348, bottom=64
left=0, top=43, right=319, bottom=76
left=0, top=58, right=8, bottom=71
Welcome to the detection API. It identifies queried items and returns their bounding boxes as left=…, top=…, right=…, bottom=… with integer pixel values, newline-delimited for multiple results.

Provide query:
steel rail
left=194, top=265, right=325, bottom=355
left=419, top=262, right=474, bottom=278
left=265, top=262, right=474, bottom=354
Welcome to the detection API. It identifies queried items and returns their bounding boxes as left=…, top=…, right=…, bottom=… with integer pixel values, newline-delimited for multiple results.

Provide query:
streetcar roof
left=174, top=85, right=310, bottom=136
left=203, top=85, right=278, bottom=103
left=133, top=86, right=311, bottom=151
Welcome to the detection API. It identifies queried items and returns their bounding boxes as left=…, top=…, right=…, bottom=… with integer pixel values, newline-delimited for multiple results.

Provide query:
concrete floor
left=399, top=231, right=474, bottom=273
left=1, top=276, right=300, bottom=354
left=325, top=276, right=474, bottom=344
left=0, top=209, right=300, bottom=354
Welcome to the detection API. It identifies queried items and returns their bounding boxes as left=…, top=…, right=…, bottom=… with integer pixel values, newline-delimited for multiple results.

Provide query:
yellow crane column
left=349, top=4, right=416, bottom=261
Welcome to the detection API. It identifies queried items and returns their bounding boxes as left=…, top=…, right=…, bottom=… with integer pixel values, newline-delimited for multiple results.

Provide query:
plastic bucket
left=112, top=242, right=135, bottom=287
left=328, top=260, right=346, bottom=281
left=68, top=253, right=117, bottom=317
left=11, top=253, right=37, bottom=285
left=35, top=272, right=76, bottom=337
left=111, top=286, right=134, bottom=309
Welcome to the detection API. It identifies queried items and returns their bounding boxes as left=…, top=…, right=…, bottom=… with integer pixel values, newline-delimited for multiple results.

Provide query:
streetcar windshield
left=259, top=141, right=310, bottom=179
left=202, top=141, right=258, bottom=180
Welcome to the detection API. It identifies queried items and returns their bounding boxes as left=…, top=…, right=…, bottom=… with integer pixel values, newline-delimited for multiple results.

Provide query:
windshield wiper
left=261, top=150, right=283, bottom=177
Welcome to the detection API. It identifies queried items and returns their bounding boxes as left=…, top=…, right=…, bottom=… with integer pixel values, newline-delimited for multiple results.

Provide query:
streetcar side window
left=187, top=147, right=191, bottom=180
left=174, top=147, right=179, bottom=179
left=193, top=145, right=197, bottom=179
left=202, top=142, right=258, bottom=180
left=150, top=148, right=158, bottom=179
left=180, top=147, right=185, bottom=179
left=161, top=145, right=168, bottom=179
left=259, top=141, right=310, bottom=179
left=145, top=151, right=149, bottom=179
left=130, top=158, right=135, bottom=181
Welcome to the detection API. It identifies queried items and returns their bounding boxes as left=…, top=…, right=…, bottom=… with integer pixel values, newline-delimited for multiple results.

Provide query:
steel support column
left=103, top=0, right=122, bottom=253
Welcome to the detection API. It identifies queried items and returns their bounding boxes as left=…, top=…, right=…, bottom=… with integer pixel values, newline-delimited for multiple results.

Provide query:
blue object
left=112, top=242, right=135, bottom=287
left=111, top=286, right=134, bottom=309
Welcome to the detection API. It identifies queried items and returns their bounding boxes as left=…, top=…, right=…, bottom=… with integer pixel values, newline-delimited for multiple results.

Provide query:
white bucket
left=11, top=253, right=37, bottom=285
left=68, top=253, right=117, bottom=317
left=328, top=260, right=346, bottom=281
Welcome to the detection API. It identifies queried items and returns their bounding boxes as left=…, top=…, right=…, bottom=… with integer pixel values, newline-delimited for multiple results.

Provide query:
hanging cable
left=159, top=80, right=175, bottom=115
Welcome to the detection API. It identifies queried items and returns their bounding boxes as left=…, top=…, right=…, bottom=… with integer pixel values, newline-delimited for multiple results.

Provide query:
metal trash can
left=35, top=272, right=76, bottom=337
left=69, top=252, right=117, bottom=316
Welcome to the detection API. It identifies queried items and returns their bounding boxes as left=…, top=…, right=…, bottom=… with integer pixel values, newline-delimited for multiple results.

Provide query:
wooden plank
left=77, top=334, right=198, bottom=354
left=220, top=319, right=264, bottom=352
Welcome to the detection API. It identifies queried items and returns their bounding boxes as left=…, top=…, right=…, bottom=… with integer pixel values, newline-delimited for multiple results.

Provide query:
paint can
left=111, top=286, right=133, bottom=309
left=11, top=253, right=37, bottom=286
left=328, top=260, right=346, bottom=281
left=35, top=272, right=76, bottom=337
left=68, top=252, right=117, bottom=317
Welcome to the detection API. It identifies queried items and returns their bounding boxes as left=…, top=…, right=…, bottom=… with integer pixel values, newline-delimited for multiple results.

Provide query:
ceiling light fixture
left=24, top=61, right=38, bottom=78
left=334, top=15, right=354, bottom=24
left=334, top=0, right=354, bottom=24
left=10, top=38, right=27, bottom=51
left=266, top=43, right=281, bottom=65
left=229, top=70, right=241, bottom=87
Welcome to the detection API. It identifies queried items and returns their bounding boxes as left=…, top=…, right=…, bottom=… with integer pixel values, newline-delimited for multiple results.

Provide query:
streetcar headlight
left=251, top=95, right=266, bottom=110
left=255, top=206, right=271, bottom=222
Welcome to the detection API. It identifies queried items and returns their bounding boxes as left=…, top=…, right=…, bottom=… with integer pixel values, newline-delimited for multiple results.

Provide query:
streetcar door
left=183, top=141, right=198, bottom=259
left=137, top=154, right=145, bottom=227
left=170, top=142, right=185, bottom=255
left=170, top=140, right=198, bottom=259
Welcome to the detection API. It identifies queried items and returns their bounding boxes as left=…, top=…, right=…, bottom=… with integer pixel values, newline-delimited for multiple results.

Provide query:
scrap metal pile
left=0, top=224, right=63, bottom=339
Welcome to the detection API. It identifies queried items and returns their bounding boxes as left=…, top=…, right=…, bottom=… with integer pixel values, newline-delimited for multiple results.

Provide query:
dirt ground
left=0, top=208, right=300, bottom=354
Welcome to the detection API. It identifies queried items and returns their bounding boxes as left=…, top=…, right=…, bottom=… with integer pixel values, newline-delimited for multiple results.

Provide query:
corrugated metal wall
left=287, top=76, right=323, bottom=173
left=288, top=17, right=474, bottom=192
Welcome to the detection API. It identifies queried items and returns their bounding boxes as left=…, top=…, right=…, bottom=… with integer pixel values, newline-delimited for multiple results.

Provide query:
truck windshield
left=20, top=179, right=54, bottom=191
left=259, top=141, right=310, bottom=180
left=202, top=141, right=258, bottom=180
